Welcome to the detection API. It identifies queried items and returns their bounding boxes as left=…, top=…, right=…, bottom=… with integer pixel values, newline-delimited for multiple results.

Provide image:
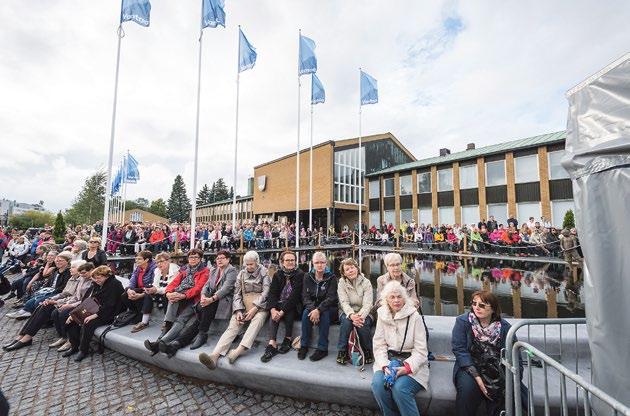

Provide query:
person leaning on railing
left=82, top=237, right=107, bottom=267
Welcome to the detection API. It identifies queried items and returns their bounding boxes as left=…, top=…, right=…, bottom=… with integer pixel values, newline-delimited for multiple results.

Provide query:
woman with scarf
left=452, top=290, right=524, bottom=415
left=260, top=250, right=304, bottom=363
left=119, top=250, right=158, bottom=333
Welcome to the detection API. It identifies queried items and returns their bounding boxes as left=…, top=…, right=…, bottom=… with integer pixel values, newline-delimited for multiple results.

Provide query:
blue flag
left=360, top=70, right=378, bottom=105
left=238, top=28, right=257, bottom=73
left=299, top=34, right=317, bottom=76
left=202, top=0, right=225, bottom=29
left=111, top=168, right=123, bottom=195
left=311, top=74, right=325, bottom=105
left=120, top=0, right=151, bottom=27
left=125, top=154, right=140, bottom=183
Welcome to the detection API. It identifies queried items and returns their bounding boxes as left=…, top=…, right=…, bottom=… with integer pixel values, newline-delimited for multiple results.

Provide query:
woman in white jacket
left=371, top=280, right=429, bottom=416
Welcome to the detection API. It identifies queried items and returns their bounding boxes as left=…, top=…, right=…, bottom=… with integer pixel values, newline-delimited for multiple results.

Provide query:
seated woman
left=371, top=281, right=429, bottom=416
left=198, top=250, right=270, bottom=369
left=2, top=260, right=88, bottom=351
left=143, top=251, right=180, bottom=313
left=63, top=265, right=124, bottom=362
left=336, top=258, right=374, bottom=365
left=4, top=247, right=50, bottom=302
left=260, top=250, right=304, bottom=363
left=119, top=250, right=157, bottom=333
left=298, top=251, right=338, bottom=362
left=452, top=290, right=525, bottom=415
left=375, top=253, right=420, bottom=310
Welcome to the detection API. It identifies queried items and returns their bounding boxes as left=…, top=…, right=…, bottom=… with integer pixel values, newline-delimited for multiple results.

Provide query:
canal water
left=109, top=249, right=584, bottom=320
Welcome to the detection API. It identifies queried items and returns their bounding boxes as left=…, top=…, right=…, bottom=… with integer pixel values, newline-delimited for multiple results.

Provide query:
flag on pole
left=111, top=167, right=123, bottom=195
left=124, top=153, right=140, bottom=183
left=202, top=0, right=226, bottom=29
left=311, top=73, right=325, bottom=105
left=298, top=34, right=317, bottom=75
left=238, top=28, right=257, bottom=73
left=120, top=0, right=151, bottom=27
left=360, top=70, right=378, bottom=105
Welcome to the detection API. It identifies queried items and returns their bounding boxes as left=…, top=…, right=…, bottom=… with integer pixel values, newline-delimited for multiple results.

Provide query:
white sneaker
left=5, top=311, right=20, bottom=319
left=14, top=310, right=31, bottom=320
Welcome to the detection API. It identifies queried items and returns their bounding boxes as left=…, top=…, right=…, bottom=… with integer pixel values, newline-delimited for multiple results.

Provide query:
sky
left=2, top=0, right=629, bottom=212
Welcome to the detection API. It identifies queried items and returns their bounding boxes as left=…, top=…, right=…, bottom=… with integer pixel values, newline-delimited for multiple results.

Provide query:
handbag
left=470, top=337, right=505, bottom=401
left=240, top=275, right=258, bottom=312
left=70, top=297, right=100, bottom=325
left=387, top=316, right=412, bottom=361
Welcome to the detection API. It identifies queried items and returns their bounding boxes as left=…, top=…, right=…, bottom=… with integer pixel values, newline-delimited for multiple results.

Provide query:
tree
left=166, top=175, right=192, bottom=223
left=197, top=184, right=212, bottom=205
left=9, top=210, right=55, bottom=229
left=53, top=211, right=66, bottom=243
left=213, top=178, right=230, bottom=201
left=209, top=182, right=217, bottom=203
left=229, top=186, right=234, bottom=199
left=148, top=198, right=168, bottom=218
left=64, top=171, right=107, bottom=226
left=563, top=209, right=575, bottom=229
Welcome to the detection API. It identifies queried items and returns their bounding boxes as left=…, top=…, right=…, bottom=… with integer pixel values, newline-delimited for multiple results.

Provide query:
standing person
left=82, top=237, right=108, bottom=267
left=260, top=250, right=304, bottom=363
left=119, top=250, right=157, bottom=332
left=298, top=251, right=338, bottom=362
left=375, top=253, right=420, bottom=309
left=371, top=281, right=429, bottom=416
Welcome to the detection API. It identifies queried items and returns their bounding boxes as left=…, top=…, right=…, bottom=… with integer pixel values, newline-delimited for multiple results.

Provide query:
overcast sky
left=2, top=1, right=629, bottom=212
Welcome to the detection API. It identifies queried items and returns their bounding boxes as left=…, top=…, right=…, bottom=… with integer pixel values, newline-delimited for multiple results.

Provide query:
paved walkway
left=0, top=300, right=377, bottom=416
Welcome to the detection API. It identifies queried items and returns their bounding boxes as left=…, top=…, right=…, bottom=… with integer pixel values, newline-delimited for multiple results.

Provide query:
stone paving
left=0, top=295, right=377, bottom=416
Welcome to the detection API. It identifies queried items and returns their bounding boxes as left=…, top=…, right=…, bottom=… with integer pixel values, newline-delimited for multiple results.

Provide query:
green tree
left=562, top=209, right=575, bottom=229
left=197, top=184, right=212, bottom=205
left=53, top=211, right=66, bottom=243
left=166, top=175, right=192, bottom=223
left=213, top=178, right=229, bottom=201
left=9, top=210, right=55, bottom=229
left=148, top=198, right=168, bottom=218
left=209, top=182, right=217, bottom=203
left=65, top=171, right=107, bottom=225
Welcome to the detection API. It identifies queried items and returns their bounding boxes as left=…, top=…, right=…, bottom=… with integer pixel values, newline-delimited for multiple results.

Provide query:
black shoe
left=143, top=339, right=159, bottom=356
left=364, top=350, right=374, bottom=364
left=62, top=348, right=79, bottom=358
left=2, top=339, right=19, bottom=349
left=297, top=347, right=308, bottom=360
left=309, top=349, right=328, bottom=362
left=4, top=292, right=16, bottom=301
left=158, top=340, right=169, bottom=354
left=277, top=337, right=292, bottom=354
left=164, top=341, right=180, bottom=359
left=74, top=351, right=89, bottom=362
left=260, top=345, right=278, bottom=363
left=189, top=333, right=208, bottom=350
left=336, top=350, right=349, bottom=365
left=3, top=339, right=32, bottom=352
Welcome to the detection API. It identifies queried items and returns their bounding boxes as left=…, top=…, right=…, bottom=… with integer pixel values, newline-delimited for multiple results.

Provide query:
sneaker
left=309, top=349, right=328, bottom=362
left=364, top=350, right=374, bottom=364
left=336, top=350, right=349, bottom=365
left=14, top=310, right=31, bottom=320
left=297, top=347, right=308, bottom=360
left=260, top=345, right=278, bottom=363
left=277, top=338, right=292, bottom=354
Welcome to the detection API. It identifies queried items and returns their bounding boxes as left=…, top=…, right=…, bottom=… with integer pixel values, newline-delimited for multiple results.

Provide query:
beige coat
left=337, top=274, right=373, bottom=319
left=375, top=272, right=420, bottom=309
left=373, top=302, right=429, bottom=389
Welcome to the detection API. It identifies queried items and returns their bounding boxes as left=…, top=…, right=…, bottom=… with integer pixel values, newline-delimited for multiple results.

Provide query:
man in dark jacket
left=298, top=251, right=338, bottom=362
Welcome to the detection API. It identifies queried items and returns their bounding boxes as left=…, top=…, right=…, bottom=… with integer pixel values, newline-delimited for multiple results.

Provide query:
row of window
left=370, top=150, right=569, bottom=198
left=370, top=199, right=574, bottom=229
left=334, top=147, right=366, bottom=205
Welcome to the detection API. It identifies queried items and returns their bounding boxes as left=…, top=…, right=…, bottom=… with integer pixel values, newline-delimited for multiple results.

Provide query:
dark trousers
left=10, top=275, right=33, bottom=299
left=66, top=317, right=107, bottom=353
left=268, top=307, right=296, bottom=341
left=0, top=389, right=9, bottom=416
left=300, top=308, right=334, bottom=351
left=196, top=300, right=220, bottom=334
left=120, top=292, right=154, bottom=315
left=19, top=303, right=55, bottom=337
left=455, top=369, right=503, bottom=416
left=52, top=307, right=72, bottom=337
left=336, top=313, right=373, bottom=352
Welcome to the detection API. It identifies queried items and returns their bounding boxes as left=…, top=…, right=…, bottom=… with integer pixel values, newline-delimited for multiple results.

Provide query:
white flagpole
left=191, top=22, right=204, bottom=249
left=101, top=25, right=124, bottom=250
left=232, top=26, right=241, bottom=231
left=122, top=152, right=128, bottom=224
left=309, top=100, right=314, bottom=234
left=295, top=29, right=302, bottom=249
left=358, top=68, right=363, bottom=264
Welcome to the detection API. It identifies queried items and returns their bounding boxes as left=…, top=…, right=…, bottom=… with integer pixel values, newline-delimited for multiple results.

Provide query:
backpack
left=112, top=310, right=141, bottom=327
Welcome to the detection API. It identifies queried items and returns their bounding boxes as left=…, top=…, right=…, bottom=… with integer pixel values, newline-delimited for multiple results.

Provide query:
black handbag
left=470, top=337, right=505, bottom=401
left=387, top=316, right=412, bottom=361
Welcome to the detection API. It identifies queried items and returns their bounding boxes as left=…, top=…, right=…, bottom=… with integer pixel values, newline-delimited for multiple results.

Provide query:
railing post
left=239, top=234, right=244, bottom=252
left=462, top=234, right=469, bottom=254
left=285, top=234, right=289, bottom=249
left=174, top=231, right=181, bottom=254
left=317, top=232, right=322, bottom=248
left=395, top=233, right=400, bottom=250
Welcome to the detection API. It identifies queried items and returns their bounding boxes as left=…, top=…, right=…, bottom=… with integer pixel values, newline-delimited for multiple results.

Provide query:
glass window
left=400, top=209, right=413, bottom=224
left=418, top=208, right=433, bottom=226
left=461, top=205, right=479, bottom=226
left=515, top=154, right=538, bottom=183
left=417, top=172, right=431, bottom=193
left=399, top=175, right=412, bottom=195
left=384, top=178, right=395, bottom=197
left=334, top=147, right=366, bottom=205
left=438, top=206, right=454, bottom=225
left=459, top=164, right=477, bottom=189
left=437, top=168, right=453, bottom=191
left=551, top=200, right=575, bottom=227
left=369, top=211, right=380, bottom=228
left=486, top=160, right=506, bottom=186
left=383, top=210, right=395, bottom=225
left=548, top=150, right=570, bottom=180
left=487, top=203, right=507, bottom=224
left=517, top=202, right=540, bottom=225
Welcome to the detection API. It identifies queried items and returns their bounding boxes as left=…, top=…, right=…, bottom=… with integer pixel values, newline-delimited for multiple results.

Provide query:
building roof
left=366, top=130, right=566, bottom=177
left=197, top=194, right=253, bottom=209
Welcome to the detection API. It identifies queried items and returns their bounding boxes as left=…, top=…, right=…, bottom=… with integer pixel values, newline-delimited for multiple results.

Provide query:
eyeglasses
left=89, top=240, right=98, bottom=243
left=283, top=258, right=296, bottom=262
left=471, top=301, right=488, bottom=309
left=188, top=255, right=201, bottom=259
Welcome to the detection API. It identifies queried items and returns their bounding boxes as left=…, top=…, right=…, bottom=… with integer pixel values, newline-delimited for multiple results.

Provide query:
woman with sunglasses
left=82, top=237, right=108, bottom=267
left=451, top=290, right=525, bottom=415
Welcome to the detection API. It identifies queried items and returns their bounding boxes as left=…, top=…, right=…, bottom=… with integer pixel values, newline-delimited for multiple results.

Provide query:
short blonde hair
left=312, top=251, right=327, bottom=263
left=383, top=252, right=403, bottom=267
left=243, top=250, right=259, bottom=263
left=156, top=252, right=171, bottom=262
left=380, top=280, right=410, bottom=305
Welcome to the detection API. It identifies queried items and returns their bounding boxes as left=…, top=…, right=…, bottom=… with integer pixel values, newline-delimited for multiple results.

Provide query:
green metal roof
left=366, top=130, right=566, bottom=177
left=198, top=194, right=253, bottom=209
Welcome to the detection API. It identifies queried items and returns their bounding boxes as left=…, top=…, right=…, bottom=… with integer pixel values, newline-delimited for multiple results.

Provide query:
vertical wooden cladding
left=549, top=179, right=573, bottom=200
left=515, top=182, right=541, bottom=202
left=505, top=152, right=516, bottom=216
left=477, top=157, right=487, bottom=219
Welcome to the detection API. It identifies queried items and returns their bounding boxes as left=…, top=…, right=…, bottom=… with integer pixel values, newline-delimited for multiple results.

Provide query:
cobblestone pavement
left=0, top=295, right=377, bottom=415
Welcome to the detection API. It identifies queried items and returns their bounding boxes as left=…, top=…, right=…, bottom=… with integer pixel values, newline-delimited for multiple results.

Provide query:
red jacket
left=165, top=267, right=209, bottom=302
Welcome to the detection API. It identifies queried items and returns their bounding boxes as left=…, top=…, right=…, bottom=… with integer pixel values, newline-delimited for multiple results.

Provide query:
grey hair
left=383, top=252, right=403, bottom=267
left=380, top=280, right=411, bottom=305
left=243, top=250, right=259, bottom=264
left=312, top=251, right=327, bottom=263
left=71, top=259, right=86, bottom=269
left=73, top=240, right=88, bottom=250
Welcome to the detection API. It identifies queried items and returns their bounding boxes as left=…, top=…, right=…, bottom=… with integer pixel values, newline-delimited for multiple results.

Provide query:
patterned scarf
left=468, top=312, right=502, bottom=345
left=175, top=263, right=203, bottom=293
left=278, top=267, right=296, bottom=303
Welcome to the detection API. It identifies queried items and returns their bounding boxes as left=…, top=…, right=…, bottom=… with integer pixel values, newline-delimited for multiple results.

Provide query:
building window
left=548, top=150, right=570, bottom=180
left=334, top=147, right=365, bottom=204
left=369, top=211, right=380, bottom=228
left=486, top=160, right=506, bottom=186
left=399, top=175, right=412, bottom=195
left=438, top=206, right=454, bottom=225
left=437, top=168, right=453, bottom=192
left=517, top=202, right=540, bottom=225
left=400, top=209, right=413, bottom=225
left=369, top=180, right=379, bottom=199
left=417, top=172, right=431, bottom=194
left=461, top=205, right=479, bottom=226
left=383, top=210, right=395, bottom=225
left=551, top=199, right=575, bottom=227
left=515, top=154, right=539, bottom=183
left=459, top=164, right=477, bottom=189
left=418, top=208, right=432, bottom=226
left=487, top=203, right=507, bottom=223
left=383, top=178, right=395, bottom=197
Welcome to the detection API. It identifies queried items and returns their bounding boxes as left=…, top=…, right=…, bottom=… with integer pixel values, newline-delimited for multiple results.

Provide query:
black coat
left=302, top=271, right=338, bottom=313
left=267, top=268, right=304, bottom=314
left=82, top=249, right=108, bottom=267
left=45, top=267, right=71, bottom=294
left=82, top=275, right=124, bottom=323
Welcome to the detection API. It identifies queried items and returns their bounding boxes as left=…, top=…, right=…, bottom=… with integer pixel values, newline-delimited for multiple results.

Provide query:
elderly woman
left=82, top=237, right=108, bottom=267
left=199, top=250, right=270, bottom=369
left=70, top=240, right=87, bottom=261
left=144, top=251, right=180, bottom=312
left=371, top=281, right=429, bottom=416
left=376, top=253, right=420, bottom=310
left=336, top=258, right=374, bottom=365
left=63, top=265, right=124, bottom=362
left=120, top=250, right=158, bottom=333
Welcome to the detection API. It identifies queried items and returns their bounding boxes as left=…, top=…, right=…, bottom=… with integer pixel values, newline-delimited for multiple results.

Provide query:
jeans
left=371, top=370, right=423, bottom=416
left=23, top=291, right=55, bottom=312
left=337, top=313, right=373, bottom=351
left=300, top=308, right=334, bottom=351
